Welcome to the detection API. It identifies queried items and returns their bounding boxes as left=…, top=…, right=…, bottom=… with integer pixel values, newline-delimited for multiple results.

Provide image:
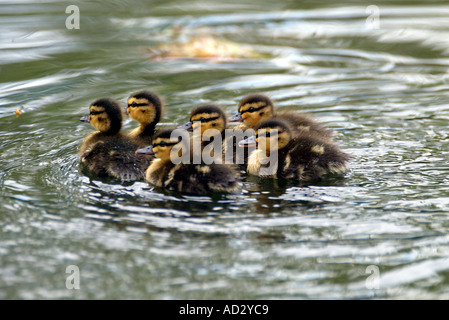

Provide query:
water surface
left=1, top=0, right=449, bottom=299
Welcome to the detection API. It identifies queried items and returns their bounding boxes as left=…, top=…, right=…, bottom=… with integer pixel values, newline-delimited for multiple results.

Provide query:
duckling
left=230, top=93, right=334, bottom=141
left=177, top=104, right=229, bottom=163
left=177, top=103, right=252, bottom=167
left=136, top=128, right=239, bottom=195
left=79, top=98, right=151, bottom=181
left=126, top=90, right=163, bottom=147
left=178, top=104, right=226, bottom=139
left=238, top=118, right=349, bottom=181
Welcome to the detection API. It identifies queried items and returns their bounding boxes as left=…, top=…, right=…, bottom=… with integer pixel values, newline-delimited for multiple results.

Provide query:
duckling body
left=148, top=160, right=239, bottom=195
left=240, top=118, right=349, bottom=181
left=79, top=98, right=151, bottom=181
left=231, top=93, right=334, bottom=141
left=126, top=90, right=163, bottom=147
left=137, top=129, right=239, bottom=195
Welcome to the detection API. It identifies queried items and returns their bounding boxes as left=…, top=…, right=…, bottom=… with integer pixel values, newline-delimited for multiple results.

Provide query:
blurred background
left=1, top=0, right=449, bottom=299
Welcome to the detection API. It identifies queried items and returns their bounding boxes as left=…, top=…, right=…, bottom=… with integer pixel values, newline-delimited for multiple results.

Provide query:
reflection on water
left=1, top=0, right=449, bottom=299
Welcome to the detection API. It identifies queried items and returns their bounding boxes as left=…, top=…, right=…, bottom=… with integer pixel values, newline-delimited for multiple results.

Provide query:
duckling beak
left=124, top=107, right=129, bottom=115
left=229, top=113, right=243, bottom=122
left=136, top=145, right=155, bottom=156
left=80, top=115, right=90, bottom=123
left=238, top=135, right=256, bottom=148
left=177, top=121, right=193, bottom=132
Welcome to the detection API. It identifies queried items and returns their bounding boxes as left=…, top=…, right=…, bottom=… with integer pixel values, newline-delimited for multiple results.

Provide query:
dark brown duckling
left=126, top=90, right=163, bottom=148
left=79, top=98, right=151, bottom=181
left=230, top=93, right=334, bottom=141
left=239, top=118, right=349, bottom=181
left=136, top=128, right=239, bottom=195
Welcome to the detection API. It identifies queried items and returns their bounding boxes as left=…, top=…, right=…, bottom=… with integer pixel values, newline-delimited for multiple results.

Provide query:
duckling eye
left=159, top=141, right=167, bottom=147
left=256, top=132, right=271, bottom=138
left=128, top=102, right=148, bottom=108
left=248, top=107, right=255, bottom=112
left=261, top=132, right=271, bottom=138
left=200, top=117, right=206, bottom=122
left=90, top=110, right=104, bottom=116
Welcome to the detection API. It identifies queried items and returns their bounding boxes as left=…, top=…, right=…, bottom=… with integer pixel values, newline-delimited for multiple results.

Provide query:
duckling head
left=80, top=98, right=123, bottom=135
left=230, top=94, right=275, bottom=128
left=239, top=118, right=292, bottom=155
left=178, top=104, right=227, bottom=139
left=256, top=118, right=292, bottom=154
left=137, top=128, right=190, bottom=162
left=127, top=90, right=163, bottom=127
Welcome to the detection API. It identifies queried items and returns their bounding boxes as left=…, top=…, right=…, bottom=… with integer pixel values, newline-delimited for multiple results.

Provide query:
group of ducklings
left=79, top=91, right=350, bottom=195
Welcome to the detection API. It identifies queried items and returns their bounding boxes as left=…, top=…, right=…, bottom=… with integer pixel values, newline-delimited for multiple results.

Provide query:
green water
left=2, top=0, right=449, bottom=299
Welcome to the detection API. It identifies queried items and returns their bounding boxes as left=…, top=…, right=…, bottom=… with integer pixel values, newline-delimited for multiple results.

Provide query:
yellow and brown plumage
left=126, top=90, right=163, bottom=148
left=136, top=128, right=239, bottom=195
left=239, top=118, right=349, bottom=181
left=177, top=104, right=229, bottom=163
left=230, top=93, right=334, bottom=141
left=177, top=103, right=251, bottom=168
left=79, top=98, right=151, bottom=181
